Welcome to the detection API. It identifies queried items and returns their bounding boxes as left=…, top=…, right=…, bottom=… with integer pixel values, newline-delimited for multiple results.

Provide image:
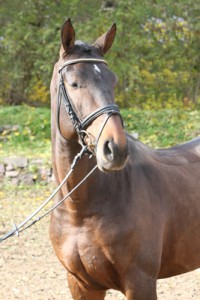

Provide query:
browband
left=59, top=58, right=107, bottom=72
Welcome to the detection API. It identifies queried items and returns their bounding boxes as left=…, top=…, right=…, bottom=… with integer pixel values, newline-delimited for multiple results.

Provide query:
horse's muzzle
left=97, top=138, right=129, bottom=172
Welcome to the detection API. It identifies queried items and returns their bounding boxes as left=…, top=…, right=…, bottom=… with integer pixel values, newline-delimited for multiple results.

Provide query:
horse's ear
left=93, top=23, right=116, bottom=55
left=60, top=18, right=75, bottom=55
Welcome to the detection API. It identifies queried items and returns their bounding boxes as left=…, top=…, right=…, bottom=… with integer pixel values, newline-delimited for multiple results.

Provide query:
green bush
left=0, top=105, right=51, bottom=157
left=0, top=0, right=199, bottom=108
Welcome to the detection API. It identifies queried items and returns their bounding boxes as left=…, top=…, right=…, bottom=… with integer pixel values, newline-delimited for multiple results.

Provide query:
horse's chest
left=58, top=227, right=121, bottom=289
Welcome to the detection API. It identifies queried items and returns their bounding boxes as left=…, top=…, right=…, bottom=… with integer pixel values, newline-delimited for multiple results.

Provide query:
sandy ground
left=0, top=186, right=200, bottom=300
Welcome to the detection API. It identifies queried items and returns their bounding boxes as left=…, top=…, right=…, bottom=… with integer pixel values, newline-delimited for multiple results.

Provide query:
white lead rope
left=0, top=146, right=95, bottom=242
left=17, top=164, right=98, bottom=235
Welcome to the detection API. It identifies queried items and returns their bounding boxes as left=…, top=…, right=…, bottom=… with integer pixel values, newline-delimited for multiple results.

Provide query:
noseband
left=57, top=58, right=123, bottom=150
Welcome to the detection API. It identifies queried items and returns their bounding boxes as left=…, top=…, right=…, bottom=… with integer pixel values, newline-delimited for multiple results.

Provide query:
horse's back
left=169, top=136, right=200, bottom=153
left=153, top=137, right=200, bottom=165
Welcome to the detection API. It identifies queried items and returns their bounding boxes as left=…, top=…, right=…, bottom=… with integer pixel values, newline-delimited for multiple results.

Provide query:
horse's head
left=53, top=19, right=128, bottom=172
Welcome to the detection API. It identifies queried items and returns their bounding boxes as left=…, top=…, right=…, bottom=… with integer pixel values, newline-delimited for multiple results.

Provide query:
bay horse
left=50, top=19, right=200, bottom=300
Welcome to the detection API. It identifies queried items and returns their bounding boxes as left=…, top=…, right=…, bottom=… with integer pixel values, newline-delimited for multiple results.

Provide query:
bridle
left=57, top=58, right=123, bottom=151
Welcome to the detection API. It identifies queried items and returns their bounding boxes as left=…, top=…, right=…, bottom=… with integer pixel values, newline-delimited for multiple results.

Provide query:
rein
left=0, top=146, right=97, bottom=242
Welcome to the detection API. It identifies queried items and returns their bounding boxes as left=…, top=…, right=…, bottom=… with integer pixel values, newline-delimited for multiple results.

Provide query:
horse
left=49, top=19, right=200, bottom=300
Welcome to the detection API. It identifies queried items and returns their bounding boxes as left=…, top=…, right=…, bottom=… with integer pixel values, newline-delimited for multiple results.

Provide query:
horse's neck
left=53, top=140, right=103, bottom=214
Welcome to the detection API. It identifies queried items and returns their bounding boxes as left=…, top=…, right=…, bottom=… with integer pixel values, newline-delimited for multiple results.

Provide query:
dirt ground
left=0, top=185, right=200, bottom=300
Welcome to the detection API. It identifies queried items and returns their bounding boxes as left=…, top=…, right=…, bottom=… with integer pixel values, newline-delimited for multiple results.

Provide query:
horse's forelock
left=75, top=40, right=92, bottom=53
left=62, top=40, right=93, bottom=58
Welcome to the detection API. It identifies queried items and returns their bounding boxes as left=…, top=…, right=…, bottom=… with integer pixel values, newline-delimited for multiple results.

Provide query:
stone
left=6, top=163, right=14, bottom=171
left=11, top=177, right=20, bottom=185
left=5, top=170, right=20, bottom=178
left=39, top=167, right=52, bottom=180
left=0, top=163, right=5, bottom=175
left=3, top=157, right=28, bottom=168
left=30, top=158, right=44, bottom=165
left=1, top=156, right=53, bottom=185
left=130, top=132, right=139, bottom=139
left=11, top=125, right=20, bottom=131
left=20, top=174, right=35, bottom=185
left=0, top=125, right=12, bottom=133
left=51, top=173, right=55, bottom=182
left=0, top=124, right=20, bottom=133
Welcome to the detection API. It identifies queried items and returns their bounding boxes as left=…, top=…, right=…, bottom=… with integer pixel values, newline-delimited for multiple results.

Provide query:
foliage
left=122, top=108, right=200, bottom=147
left=0, top=0, right=199, bottom=108
left=0, top=105, right=51, bottom=158
left=0, top=106, right=199, bottom=158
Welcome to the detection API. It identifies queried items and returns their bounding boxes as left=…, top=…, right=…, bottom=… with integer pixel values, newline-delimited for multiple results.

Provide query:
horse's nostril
left=98, top=138, right=128, bottom=172
left=104, top=140, right=114, bottom=162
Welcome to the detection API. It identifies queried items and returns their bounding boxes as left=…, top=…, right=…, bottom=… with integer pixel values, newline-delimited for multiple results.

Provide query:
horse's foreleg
left=124, top=272, right=157, bottom=300
left=67, top=272, right=106, bottom=300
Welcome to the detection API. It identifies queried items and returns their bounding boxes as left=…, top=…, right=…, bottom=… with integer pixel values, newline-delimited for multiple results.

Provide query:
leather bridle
left=57, top=58, right=123, bottom=150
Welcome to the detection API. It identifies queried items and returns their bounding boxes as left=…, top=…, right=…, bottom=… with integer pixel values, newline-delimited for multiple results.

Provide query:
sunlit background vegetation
left=0, top=0, right=199, bottom=160
left=0, top=106, right=199, bottom=159
left=0, top=0, right=199, bottom=108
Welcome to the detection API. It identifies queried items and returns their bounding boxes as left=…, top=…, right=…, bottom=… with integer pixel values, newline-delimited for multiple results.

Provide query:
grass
left=122, top=108, right=200, bottom=147
left=0, top=105, right=199, bottom=159
left=0, top=105, right=51, bottom=159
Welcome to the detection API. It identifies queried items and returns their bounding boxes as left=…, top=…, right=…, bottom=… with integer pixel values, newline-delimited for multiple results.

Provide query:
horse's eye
left=71, top=82, right=80, bottom=88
